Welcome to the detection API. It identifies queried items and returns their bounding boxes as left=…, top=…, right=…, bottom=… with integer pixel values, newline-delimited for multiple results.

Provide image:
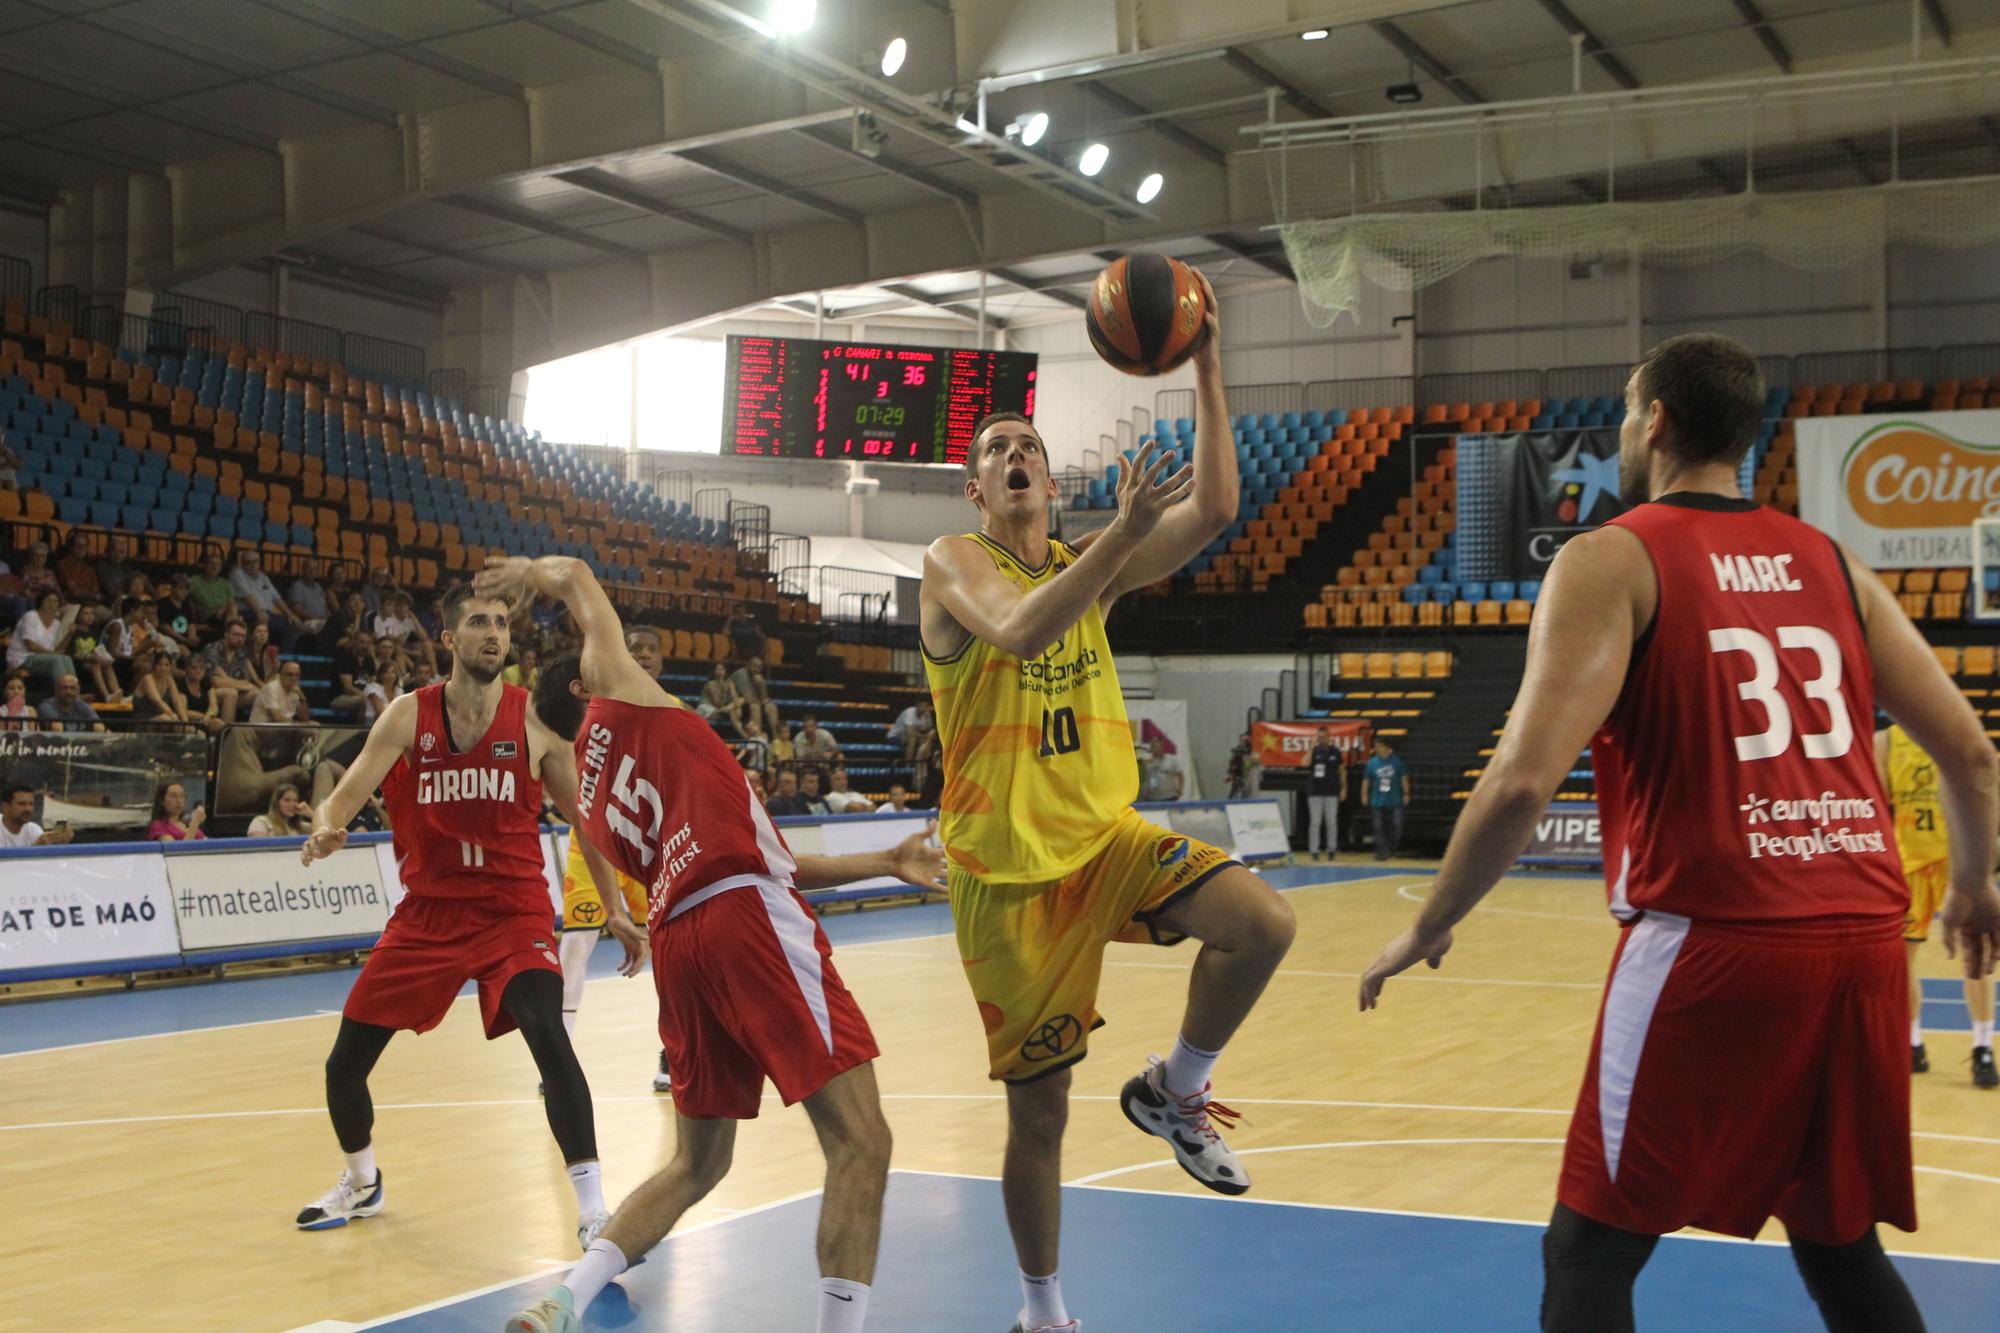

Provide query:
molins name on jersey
left=1710, top=552, right=1803, bottom=593
left=576, top=722, right=613, bottom=817
left=418, top=767, right=518, bottom=804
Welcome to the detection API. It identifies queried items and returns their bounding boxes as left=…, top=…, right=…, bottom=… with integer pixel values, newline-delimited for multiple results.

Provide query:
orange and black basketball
left=1086, top=254, right=1210, bottom=376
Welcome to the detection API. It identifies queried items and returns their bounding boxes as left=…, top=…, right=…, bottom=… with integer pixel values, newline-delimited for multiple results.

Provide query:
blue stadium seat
left=1490, top=581, right=1517, bottom=601
left=56, top=499, right=87, bottom=525
left=1458, top=581, right=1487, bottom=602
left=1402, top=584, right=1428, bottom=604
left=1518, top=580, right=1543, bottom=603
left=1431, top=585, right=1456, bottom=604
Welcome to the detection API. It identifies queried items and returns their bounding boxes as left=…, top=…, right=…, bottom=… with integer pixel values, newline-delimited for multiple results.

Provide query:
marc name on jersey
left=417, top=767, right=518, bottom=804
left=1710, top=551, right=1804, bottom=593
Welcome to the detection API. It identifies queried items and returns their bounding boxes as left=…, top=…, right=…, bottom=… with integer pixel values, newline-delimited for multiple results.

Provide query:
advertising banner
left=1496, top=429, right=1627, bottom=577
left=1224, top=800, right=1291, bottom=860
left=1521, top=801, right=1603, bottom=866
left=0, top=729, right=208, bottom=839
left=0, top=852, right=180, bottom=976
left=1796, top=411, right=2000, bottom=567
left=1127, top=698, right=1200, bottom=799
left=1251, top=719, right=1371, bottom=769
left=167, top=844, right=391, bottom=951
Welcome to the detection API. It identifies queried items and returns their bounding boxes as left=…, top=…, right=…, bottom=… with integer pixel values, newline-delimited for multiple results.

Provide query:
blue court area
left=362, top=1171, right=2000, bottom=1332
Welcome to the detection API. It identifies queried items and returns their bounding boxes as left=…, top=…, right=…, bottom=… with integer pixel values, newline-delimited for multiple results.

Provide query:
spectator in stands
left=372, top=590, right=421, bottom=646
left=37, top=674, right=101, bottom=732
left=887, top=700, right=935, bottom=763
left=361, top=564, right=402, bottom=616
left=131, top=647, right=194, bottom=726
left=326, top=590, right=368, bottom=648
left=1364, top=737, right=1410, bottom=861
left=627, top=626, right=664, bottom=678
left=155, top=573, right=202, bottom=654
left=15, top=541, right=58, bottom=604
left=8, top=590, right=78, bottom=684
left=1140, top=738, right=1185, bottom=802
left=188, top=547, right=237, bottom=626
left=286, top=558, right=332, bottom=647
left=822, top=767, right=874, bottom=814
left=881, top=783, right=911, bottom=813
left=329, top=627, right=375, bottom=716
left=1228, top=730, right=1263, bottom=799
left=54, top=531, right=104, bottom=612
left=93, top=535, right=139, bottom=613
left=794, top=713, right=841, bottom=770
left=175, top=656, right=229, bottom=735
left=744, top=769, right=768, bottom=805
left=0, top=438, right=18, bottom=489
left=246, top=619, right=278, bottom=688
left=408, top=636, right=445, bottom=688
left=1, top=783, right=72, bottom=847
left=70, top=605, right=124, bottom=704
left=147, top=780, right=207, bottom=842
left=197, top=619, right=259, bottom=723
left=1304, top=727, right=1341, bottom=858
left=915, top=756, right=944, bottom=810
left=502, top=645, right=540, bottom=691
left=734, top=715, right=770, bottom=773
left=798, top=768, right=831, bottom=816
left=765, top=769, right=811, bottom=817
left=0, top=556, right=23, bottom=629
left=2, top=671, right=35, bottom=729
left=767, top=721, right=796, bottom=771
left=725, top=602, right=766, bottom=663
left=729, top=655, right=780, bottom=733
left=232, top=549, right=301, bottom=651
left=696, top=662, right=746, bottom=735
left=251, top=658, right=312, bottom=725
left=248, top=782, right=314, bottom=838
left=107, top=597, right=172, bottom=682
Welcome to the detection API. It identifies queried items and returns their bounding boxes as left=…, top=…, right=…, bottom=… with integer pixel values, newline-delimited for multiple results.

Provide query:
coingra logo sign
left=1845, top=423, right=2000, bottom=528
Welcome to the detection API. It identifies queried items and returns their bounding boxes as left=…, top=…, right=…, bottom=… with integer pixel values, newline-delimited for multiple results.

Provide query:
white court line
left=0, top=1009, right=336, bottom=1060
left=1398, top=880, right=1609, bottom=922
left=1064, top=1136, right=1569, bottom=1186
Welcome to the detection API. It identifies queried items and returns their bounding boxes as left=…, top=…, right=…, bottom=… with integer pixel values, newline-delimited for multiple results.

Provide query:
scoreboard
left=722, top=335, right=1037, bottom=465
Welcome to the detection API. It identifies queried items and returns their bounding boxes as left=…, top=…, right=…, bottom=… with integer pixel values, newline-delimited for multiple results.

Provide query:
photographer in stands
left=1, top=783, right=73, bottom=847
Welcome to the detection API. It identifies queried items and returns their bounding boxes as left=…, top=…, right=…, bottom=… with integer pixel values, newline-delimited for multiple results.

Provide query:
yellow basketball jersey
left=924, top=533, right=1137, bottom=882
left=1885, top=725, right=1949, bottom=869
left=563, top=829, right=647, bottom=906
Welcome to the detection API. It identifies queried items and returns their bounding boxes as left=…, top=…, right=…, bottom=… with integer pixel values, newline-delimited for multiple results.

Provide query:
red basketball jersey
left=571, top=695, right=797, bottom=929
left=1590, top=494, right=1906, bottom=924
left=382, top=682, right=548, bottom=913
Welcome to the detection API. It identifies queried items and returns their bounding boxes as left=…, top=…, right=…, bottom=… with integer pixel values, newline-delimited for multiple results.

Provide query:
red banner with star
left=1252, top=719, right=1371, bottom=768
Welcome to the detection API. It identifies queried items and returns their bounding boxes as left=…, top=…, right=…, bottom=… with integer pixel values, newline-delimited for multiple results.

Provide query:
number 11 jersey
left=570, top=695, right=797, bottom=929
left=1591, top=493, right=1907, bottom=924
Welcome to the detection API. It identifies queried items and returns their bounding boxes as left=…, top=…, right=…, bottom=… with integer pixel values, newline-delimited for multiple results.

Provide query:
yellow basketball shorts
left=950, top=807, right=1238, bottom=1084
left=1902, top=860, right=1948, bottom=942
left=561, top=861, right=650, bottom=933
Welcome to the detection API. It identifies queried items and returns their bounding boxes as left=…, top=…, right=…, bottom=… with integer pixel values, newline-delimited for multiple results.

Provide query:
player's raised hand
left=890, top=820, right=948, bottom=891
left=607, top=913, right=647, bottom=978
left=473, top=555, right=533, bottom=608
left=1938, top=881, right=2000, bottom=979
left=301, top=823, right=348, bottom=866
left=1358, top=923, right=1453, bottom=1011
left=1190, top=267, right=1221, bottom=373
left=1111, top=440, right=1194, bottom=540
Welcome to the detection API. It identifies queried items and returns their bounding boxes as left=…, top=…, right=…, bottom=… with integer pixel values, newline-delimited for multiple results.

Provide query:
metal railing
left=343, top=332, right=426, bottom=386
left=1790, top=346, right=1935, bottom=387
left=693, top=487, right=732, bottom=525
left=769, top=534, right=811, bottom=590
left=1300, top=374, right=1414, bottom=413
left=655, top=469, right=696, bottom=507
left=244, top=311, right=344, bottom=366
left=34, top=284, right=80, bottom=328
left=161, top=292, right=246, bottom=347
left=815, top=565, right=909, bottom=627
left=1415, top=368, right=1546, bottom=410
left=0, top=253, right=27, bottom=302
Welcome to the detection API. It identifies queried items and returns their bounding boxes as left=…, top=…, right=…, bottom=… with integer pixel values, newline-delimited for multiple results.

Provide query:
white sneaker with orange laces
left=1119, top=1054, right=1248, bottom=1195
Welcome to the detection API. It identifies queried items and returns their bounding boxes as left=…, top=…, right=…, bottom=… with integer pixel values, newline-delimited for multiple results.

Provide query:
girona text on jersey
left=416, top=767, right=518, bottom=804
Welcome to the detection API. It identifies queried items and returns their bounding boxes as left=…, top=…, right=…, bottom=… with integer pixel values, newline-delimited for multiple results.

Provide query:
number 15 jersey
left=1591, top=493, right=1906, bottom=925
left=570, top=695, right=798, bottom=929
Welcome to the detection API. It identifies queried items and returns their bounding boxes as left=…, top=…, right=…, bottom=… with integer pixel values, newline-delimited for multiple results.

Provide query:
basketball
left=1086, top=253, right=1211, bottom=376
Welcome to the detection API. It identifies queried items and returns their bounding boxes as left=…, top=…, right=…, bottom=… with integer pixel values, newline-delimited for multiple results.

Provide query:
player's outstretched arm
left=1359, top=527, right=1647, bottom=1010
left=792, top=822, right=947, bottom=893
left=923, top=441, right=1189, bottom=660
left=301, top=693, right=419, bottom=864
left=477, top=556, right=667, bottom=708
left=533, top=715, right=647, bottom=977
left=1847, top=547, right=2000, bottom=976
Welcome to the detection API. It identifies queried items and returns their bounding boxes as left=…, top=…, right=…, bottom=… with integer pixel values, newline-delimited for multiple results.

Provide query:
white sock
left=564, top=1237, right=628, bottom=1313
left=816, top=1277, right=870, bottom=1333
left=1974, top=1019, right=1995, bottom=1049
left=344, top=1144, right=376, bottom=1187
left=1021, top=1271, right=1068, bottom=1327
left=1911, top=1017, right=1925, bottom=1046
left=1162, top=1033, right=1222, bottom=1099
left=559, top=930, right=595, bottom=1038
left=568, top=1160, right=605, bottom=1216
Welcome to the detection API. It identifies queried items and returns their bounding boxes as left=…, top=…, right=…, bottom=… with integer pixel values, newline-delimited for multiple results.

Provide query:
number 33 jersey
left=1591, top=494, right=1906, bottom=925
left=571, top=695, right=798, bottom=929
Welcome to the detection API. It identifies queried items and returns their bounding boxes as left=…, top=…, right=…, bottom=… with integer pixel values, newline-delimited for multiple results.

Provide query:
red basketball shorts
left=343, top=895, right=562, bottom=1040
left=1558, top=910, right=1914, bottom=1246
left=652, top=878, right=878, bottom=1120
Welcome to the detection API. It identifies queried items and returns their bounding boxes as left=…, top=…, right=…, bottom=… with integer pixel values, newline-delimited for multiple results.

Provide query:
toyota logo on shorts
left=1020, top=1014, right=1083, bottom=1062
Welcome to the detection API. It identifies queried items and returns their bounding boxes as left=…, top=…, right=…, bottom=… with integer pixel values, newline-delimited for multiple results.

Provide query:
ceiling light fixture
left=1302, top=29, right=1330, bottom=41
left=1078, top=142, right=1109, bottom=176
left=1018, top=111, right=1049, bottom=147
left=1136, top=172, right=1164, bottom=204
left=769, top=0, right=815, bottom=35
left=880, top=36, right=906, bottom=77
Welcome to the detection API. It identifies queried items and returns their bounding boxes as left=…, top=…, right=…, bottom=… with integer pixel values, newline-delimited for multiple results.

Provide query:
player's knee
left=1251, top=887, right=1297, bottom=957
left=833, top=1110, right=893, bottom=1179
left=677, top=1138, right=735, bottom=1193
left=1006, top=1080, right=1070, bottom=1146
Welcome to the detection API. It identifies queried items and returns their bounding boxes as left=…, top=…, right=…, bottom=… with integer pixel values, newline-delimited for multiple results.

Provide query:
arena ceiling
left=1, top=0, right=1996, bottom=362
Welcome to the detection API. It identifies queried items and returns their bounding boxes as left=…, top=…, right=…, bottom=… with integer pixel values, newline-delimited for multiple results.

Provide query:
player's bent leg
left=1904, top=940, right=1929, bottom=1073
left=1971, top=978, right=1998, bottom=1088
left=1786, top=1226, right=1926, bottom=1333
left=557, top=928, right=596, bottom=1040
left=1539, top=1202, right=1660, bottom=1333
left=1003, top=1068, right=1077, bottom=1331
left=299, top=1018, right=394, bottom=1230
left=801, top=1062, right=892, bottom=1330
left=501, top=969, right=607, bottom=1246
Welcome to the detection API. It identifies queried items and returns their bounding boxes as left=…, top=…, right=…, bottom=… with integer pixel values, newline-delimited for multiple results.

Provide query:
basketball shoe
left=505, top=1286, right=575, bottom=1333
left=578, top=1210, right=610, bottom=1252
left=1009, top=1315, right=1081, bottom=1332
left=1119, top=1055, right=1248, bottom=1195
left=1912, top=1043, right=1930, bottom=1074
left=295, top=1169, right=384, bottom=1230
left=653, top=1050, right=673, bottom=1093
left=1973, top=1046, right=1997, bottom=1090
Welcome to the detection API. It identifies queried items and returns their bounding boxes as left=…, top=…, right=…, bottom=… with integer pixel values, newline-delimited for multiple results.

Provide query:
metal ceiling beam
left=552, top=168, right=753, bottom=244
left=881, top=282, right=1010, bottom=330
left=1923, top=0, right=1954, bottom=47
left=437, top=195, right=651, bottom=261
left=270, top=250, right=451, bottom=307
left=1729, top=0, right=1793, bottom=74
left=1088, top=84, right=1227, bottom=167
left=990, top=267, right=1089, bottom=310
left=346, top=223, right=542, bottom=278
left=1369, top=21, right=1487, bottom=104
left=474, top=0, right=665, bottom=73
left=0, top=58, right=279, bottom=156
left=1218, top=48, right=1337, bottom=123
left=796, top=125, right=981, bottom=209
left=674, top=147, right=865, bottom=226
left=1203, top=232, right=1293, bottom=281
left=1533, top=0, right=1641, bottom=91
left=255, top=0, right=523, bottom=98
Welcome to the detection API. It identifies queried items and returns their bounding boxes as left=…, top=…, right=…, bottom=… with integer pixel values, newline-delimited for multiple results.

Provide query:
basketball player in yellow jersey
left=1877, top=723, right=1998, bottom=1087
left=920, top=277, right=1297, bottom=1333
left=557, top=832, right=674, bottom=1092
